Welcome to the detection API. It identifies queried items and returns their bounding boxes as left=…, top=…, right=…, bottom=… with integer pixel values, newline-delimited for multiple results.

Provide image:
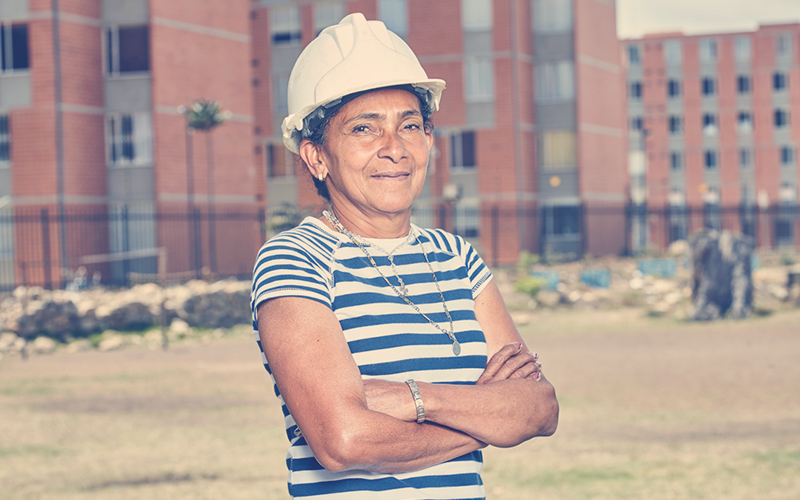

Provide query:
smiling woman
left=251, top=12, right=558, bottom=500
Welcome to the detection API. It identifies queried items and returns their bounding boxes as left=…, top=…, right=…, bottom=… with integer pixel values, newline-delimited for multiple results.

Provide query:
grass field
left=1, top=308, right=799, bottom=499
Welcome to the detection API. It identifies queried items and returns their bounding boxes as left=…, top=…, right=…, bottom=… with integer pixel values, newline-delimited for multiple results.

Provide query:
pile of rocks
left=0, top=279, right=252, bottom=346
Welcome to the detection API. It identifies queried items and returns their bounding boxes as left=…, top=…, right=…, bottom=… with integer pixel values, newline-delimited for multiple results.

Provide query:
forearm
left=312, top=407, right=484, bottom=473
left=418, top=376, right=558, bottom=447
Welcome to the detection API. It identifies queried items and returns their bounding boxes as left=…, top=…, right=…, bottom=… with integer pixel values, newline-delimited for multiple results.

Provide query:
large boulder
left=690, top=230, right=754, bottom=320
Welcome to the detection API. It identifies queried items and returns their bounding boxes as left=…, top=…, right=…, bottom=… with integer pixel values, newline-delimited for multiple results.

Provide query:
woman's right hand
left=475, top=342, right=541, bottom=385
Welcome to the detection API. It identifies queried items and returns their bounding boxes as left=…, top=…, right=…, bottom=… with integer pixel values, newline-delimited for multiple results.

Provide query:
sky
left=616, top=0, right=800, bottom=39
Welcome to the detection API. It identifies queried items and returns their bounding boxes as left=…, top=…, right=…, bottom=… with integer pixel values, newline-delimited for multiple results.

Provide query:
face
left=305, top=88, right=433, bottom=220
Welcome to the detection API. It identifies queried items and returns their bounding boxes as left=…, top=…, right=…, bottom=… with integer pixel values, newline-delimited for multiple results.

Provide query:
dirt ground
left=1, top=308, right=799, bottom=499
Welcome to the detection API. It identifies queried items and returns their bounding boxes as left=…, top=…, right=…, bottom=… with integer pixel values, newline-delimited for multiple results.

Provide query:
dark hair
left=301, top=85, right=436, bottom=201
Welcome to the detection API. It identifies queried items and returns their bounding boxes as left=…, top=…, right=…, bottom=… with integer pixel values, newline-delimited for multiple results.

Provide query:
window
left=734, top=36, right=751, bottom=62
left=704, top=150, right=718, bottom=169
left=629, top=81, right=642, bottom=100
left=628, top=45, right=641, bottom=65
left=532, top=0, right=572, bottom=33
left=774, top=72, right=788, bottom=91
left=776, top=33, right=792, bottom=57
left=314, top=2, right=345, bottom=35
left=781, top=146, right=795, bottom=166
left=378, top=0, right=408, bottom=37
left=667, top=79, right=681, bottom=98
left=540, top=131, right=575, bottom=169
left=737, top=111, right=753, bottom=133
left=670, top=152, right=683, bottom=171
left=739, top=148, right=752, bottom=168
left=273, top=73, right=290, bottom=114
left=775, top=109, right=790, bottom=128
left=464, top=57, right=494, bottom=102
left=450, top=130, right=476, bottom=169
left=0, top=115, right=9, bottom=164
left=630, top=116, right=643, bottom=132
left=703, top=113, right=717, bottom=135
left=105, top=113, right=153, bottom=166
left=699, top=38, right=717, bottom=63
left=271, top=5, right=301, bottom=45
left=266, top=143, right=295, bottom=178
left=737, top=75, right=751, bottom=94
left=669, top=115, right=682, bottom=134
left=105, top=25, right=149, bottom=74
left=664, top=40, right=681, bottom=65
left=780, top=183, right=797, bottom=203
left=535, top=61, right=574, bottom=102
left=701, top=77, right=716, bottom=96
left=462, top=0, right=492, bottom=31
left=0, top=23, right=29, bottom=72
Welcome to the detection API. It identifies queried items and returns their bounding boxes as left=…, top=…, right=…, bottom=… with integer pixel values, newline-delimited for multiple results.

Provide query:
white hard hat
left=281, top=12, right=446, bottom=153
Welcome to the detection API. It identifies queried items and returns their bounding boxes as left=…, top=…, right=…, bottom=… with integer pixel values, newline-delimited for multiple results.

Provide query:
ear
left=298, top=139, right=327, bottom=179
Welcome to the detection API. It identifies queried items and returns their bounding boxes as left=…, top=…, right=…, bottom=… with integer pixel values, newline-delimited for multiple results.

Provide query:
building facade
left=0, top=0, right=257, bottom=288
left=252, top=0, right=627, bottom=265
left=623, top=24, right=800, bottom=250
left=1, top=0, right=626, bottom=289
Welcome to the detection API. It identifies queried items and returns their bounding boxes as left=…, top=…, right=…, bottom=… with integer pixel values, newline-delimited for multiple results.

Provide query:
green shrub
left=515, top=276, right=548, bottom=298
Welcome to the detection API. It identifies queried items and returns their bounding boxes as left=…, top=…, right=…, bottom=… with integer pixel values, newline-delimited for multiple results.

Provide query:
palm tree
left=178, top=100, right=231, bottom=274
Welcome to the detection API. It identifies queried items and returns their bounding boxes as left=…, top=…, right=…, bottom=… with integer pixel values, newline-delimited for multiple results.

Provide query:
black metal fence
left=1, top=203, right=798, bottom=291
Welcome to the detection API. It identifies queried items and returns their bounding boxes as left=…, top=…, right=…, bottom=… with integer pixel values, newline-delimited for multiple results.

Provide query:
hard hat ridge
left=281, top=12, right=446, bottom=153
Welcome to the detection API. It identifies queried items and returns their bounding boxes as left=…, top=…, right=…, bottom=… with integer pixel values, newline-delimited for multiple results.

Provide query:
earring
left=318, top=173, right=325, bottom=182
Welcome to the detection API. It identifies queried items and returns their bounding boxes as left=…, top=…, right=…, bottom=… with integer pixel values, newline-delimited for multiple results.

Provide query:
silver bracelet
left=405, top=379, right=425, bottom=424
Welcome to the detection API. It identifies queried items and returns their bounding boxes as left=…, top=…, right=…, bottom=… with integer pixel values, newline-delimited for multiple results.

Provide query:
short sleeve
left=457, top=236, right=493, bottom=299
left=250, top=232, right=333, bottom=320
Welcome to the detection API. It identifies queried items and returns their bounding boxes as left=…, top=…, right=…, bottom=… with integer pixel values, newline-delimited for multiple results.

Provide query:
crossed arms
left=257, top=280, right=559, bottom=474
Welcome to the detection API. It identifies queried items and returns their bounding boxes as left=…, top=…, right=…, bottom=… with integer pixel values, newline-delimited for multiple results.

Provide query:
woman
left=251, top=13, right=558, bottom=499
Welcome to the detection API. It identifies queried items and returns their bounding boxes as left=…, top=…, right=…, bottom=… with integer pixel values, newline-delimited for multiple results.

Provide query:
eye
left=352, top=124, right=371, bottom=133
left=404, top=123, right=421, bottom=131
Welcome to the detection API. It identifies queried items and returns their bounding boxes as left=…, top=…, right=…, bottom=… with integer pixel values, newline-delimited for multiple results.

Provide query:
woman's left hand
left=363, top=379, right=417, bottom=422
left=475, top=342, right=541, bottom=385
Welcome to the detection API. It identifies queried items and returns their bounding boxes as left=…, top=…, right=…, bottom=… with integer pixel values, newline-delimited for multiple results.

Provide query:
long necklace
left=323, top=210, right=461, bottom=356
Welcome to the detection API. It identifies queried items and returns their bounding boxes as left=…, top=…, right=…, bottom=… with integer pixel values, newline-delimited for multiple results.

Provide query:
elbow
left=308, top=427, right=367, bottom=473
left=536, top=384, right=559, bottom=437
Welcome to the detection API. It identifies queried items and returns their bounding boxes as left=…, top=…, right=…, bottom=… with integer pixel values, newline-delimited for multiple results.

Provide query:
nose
left=378, top=129, right=408, bottom=163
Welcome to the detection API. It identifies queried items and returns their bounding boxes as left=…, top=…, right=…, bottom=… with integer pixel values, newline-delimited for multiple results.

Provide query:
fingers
left=477, top=342, right=522, bottom=384
left=477, top=343, right=543, bottom=385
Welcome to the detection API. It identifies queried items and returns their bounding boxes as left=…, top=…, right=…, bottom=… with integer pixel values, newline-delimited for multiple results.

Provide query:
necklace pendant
left=452, top=341, right=461, bottom=356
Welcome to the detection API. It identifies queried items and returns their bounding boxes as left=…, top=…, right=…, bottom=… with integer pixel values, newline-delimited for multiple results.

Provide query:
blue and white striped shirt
left=251, top=217, right=493, bottom=499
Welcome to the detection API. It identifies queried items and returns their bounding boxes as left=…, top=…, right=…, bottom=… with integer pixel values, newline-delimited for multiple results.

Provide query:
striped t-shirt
left=251, top=217, right=493, bottom=499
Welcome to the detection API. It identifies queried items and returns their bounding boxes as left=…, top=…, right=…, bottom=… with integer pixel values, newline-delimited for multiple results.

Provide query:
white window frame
left=464, top=57, right=494, bottom=103
left=273, top=73, right=290, bottom=115
left=1, top=22, right=30, bottom=74
left=270, top=5, right=302, bottom=46
left=532, top=0, right=572, bottom=33
left=704, top=150, right=718, bottom=170
left=265, top=142, right=295, bottom=179
left=699, top=38, right=718, bottom=63
left=535, top=61, right=575, bottom=103
left=105, top=25, right=149, bottom=76
left=737, top=111, right=753, bottom=134
left=314, top=1, right=345, bottom=35
left=775, top=109, right=790, bottom=129
left=105, top=112, right=153, bottom=167
left=378, top=0, right=408, bottom=37
left=462, top=0, right=492, bottom=31
left=734, top=36, right=751, bottom=62
left=776, top=33, right=792, bottom=57
left=450, top=130, right=477, bottom=169
left=664, top=40, right=681, bottom=65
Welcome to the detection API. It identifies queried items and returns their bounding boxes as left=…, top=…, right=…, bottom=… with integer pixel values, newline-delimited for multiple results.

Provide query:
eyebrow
left=343, top=109, right=421, bottom=126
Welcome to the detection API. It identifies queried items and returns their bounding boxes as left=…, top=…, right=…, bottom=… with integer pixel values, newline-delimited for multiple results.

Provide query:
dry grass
left=1, top=309, right=799, bottom=499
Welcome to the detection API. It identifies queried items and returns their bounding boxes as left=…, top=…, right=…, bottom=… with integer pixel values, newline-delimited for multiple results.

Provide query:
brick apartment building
left=0, top=0, right=256, bottom=288
left=253, top=0, right=626, bottom=265
left=623, top=24, right=800, bottom=250
left=1, top=0, right=625, bottom=289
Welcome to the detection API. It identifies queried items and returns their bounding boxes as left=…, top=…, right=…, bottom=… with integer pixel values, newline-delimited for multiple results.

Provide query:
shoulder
left=414, top=226, right=470, bottom=256
left=256, top=217, right=340, bottom=264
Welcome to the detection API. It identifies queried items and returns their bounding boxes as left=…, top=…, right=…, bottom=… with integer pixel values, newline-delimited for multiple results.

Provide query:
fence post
left=539, top=205, right=547, bottom=265
left=208, top=205, right=217, bottom=274
left=578, top=203, right=586, bottom=259
left=122, top=205, right=130, bottom=286
left=258, top=207, right=266, bottom=244
left=193, top=206, right=203, bottom=279
left=491, top=204, right=499, bottom=268
left=41, top=208, right=52, bottom=290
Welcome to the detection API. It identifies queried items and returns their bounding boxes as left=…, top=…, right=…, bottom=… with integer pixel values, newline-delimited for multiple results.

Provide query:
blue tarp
left=580, top=269, right=611, bottom=288
left=638, top=258, right=677, bottom=277
left=530, top=271, right=560, bottom=291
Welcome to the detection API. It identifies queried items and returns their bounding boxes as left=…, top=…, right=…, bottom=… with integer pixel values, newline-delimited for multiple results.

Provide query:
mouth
left=372, top=171, right=411, bottom=180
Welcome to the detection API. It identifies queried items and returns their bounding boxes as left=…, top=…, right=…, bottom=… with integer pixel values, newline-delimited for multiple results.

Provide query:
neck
left=324, top=205, right=411, bottom=239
